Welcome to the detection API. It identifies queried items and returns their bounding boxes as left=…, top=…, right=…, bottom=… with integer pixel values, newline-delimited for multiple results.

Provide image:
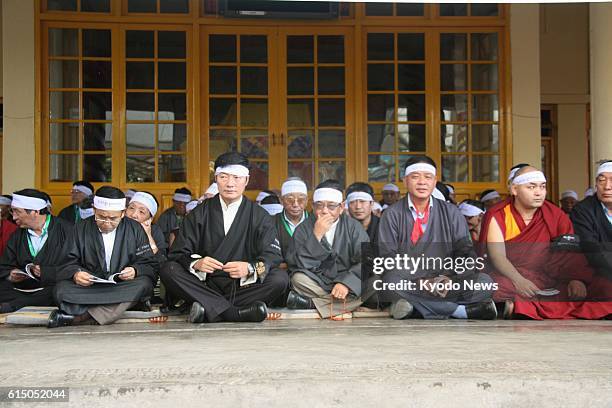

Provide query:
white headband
left=79, top=207, right=95, bottom=219
left=382, top=183, right=400, bottom=192
left=446, top=185, right=455, bottom=194
left=513, top=171, right=546, bottom=185
left=405, top=163, right=437, bottom=177
left=372, top=202, right=382, bottom=211
left=507, top=167, right=521, bottom=183
left=261, top=203, right=284, bottom=215
left=125, top=189, right=136, bottom=198
left=93, top=196, right=126, bottom=211
left=186, top=200, right=199, bottom=213
left=256, top=191, right=271, bottom=203
left=73, top=185, right=93, bottom=197
left=0, top=197, right=11, bottom=206
left=596, top=162, right=612, bottom=177
left=282, top=180, right=308, bottom=197
left=11, top=194, right=48, bottom=211
left=215, top=165, right=250, bottom=178
left=459, top=202, right=484, bottom=217
left=173, top=193, right=192, bottom=203
left=561, top=190, right=578, bottom=200
left=347, top=191, right=374, bottom=203
left=205, top=183, right=218, bottom=196
left=313, top=188, right=343, bottom=204
left=131, top=192, right=158, bottom=217
left=480, top=191, right=501, bottom=202
left=584, top=187, right=595, bottom=197
left=432, top=188, right=446, bottom=201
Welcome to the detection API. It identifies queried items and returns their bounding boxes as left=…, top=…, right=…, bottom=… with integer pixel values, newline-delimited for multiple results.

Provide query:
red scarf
left=411, top=204, right=430, bottom=244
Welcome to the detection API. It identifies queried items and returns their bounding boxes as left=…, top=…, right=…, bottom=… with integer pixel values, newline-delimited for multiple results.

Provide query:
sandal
left=266, top=312, right=282, bottom=321
left=149, top=316, right=169, bottom=323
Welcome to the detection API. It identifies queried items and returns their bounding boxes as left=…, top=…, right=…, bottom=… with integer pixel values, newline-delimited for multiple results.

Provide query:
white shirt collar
left=324, top=218, right=340, bottom=246
left=283, top=210, right=306, bottom=228
left=407, top=194, right=433, bottom=213
left=219, top=195, right=243, bottom=235
left=100, top=228, right=117, bottom=272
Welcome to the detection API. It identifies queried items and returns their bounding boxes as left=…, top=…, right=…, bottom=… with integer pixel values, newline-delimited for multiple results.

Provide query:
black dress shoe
left=47, top=310, right=75, bottom=328
left=129, top=300, right=152, bottom=312
left=188, top=302, right=206, bottom=323
left=236, top=301, right=268, bottom=323
left=286, top=290, right=315, bottom=310
left=466, top=299, right=498, bottom=320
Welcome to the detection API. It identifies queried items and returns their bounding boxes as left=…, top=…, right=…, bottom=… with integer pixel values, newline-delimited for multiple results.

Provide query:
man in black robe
left=274, top=178, right=310, bottom=262
left=346, top=182, right=379, bottom=244
left=0, top=189, right=73, bottom=314
left=58, top=180, right=94, bottom=224
left=49, top=186, right=158, bottom=327
left=571, top=161, right=612, bottom=298
left=156, top=187, right=192, bottom=245
left=160, top=152, right=288, bottom=323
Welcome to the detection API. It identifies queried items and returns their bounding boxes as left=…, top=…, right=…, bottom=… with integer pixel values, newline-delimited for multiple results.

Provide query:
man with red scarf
left=480, top=166, right=612, bottom=319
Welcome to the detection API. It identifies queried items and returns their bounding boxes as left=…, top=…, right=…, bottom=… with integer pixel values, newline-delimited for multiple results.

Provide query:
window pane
left=127, top=155, right=154, bottom=182
left=471, top=64, right=498, bottom=91
left=398, top=33, right=424, bottom=60
left=240, top=35, right=267, bottom=63
left=241, top=67, right=268, bottom=95
left=160, top=0, right=189, bottom=13
left=127, top=31, right=154, bottom=58
left=83, top=154, right=111, bottom=182
left=240, top=129, right=268, bottom=159
left=209, top=129, right=237, bottom=159
left=472, top=94, right=499, bottom=121
left=50, top=154, right=78, bottom=181
left=49, top=28, right=78, bottom=57
left=397, top=3, right=424, bottom=16
left=126, top=93, right=155, bottom=120
left=367, top=94, right=394, bottom=122
left=287, top=67, right=314, bottom=95
left=318, top=67, right=345, bottom=95
left=398, top=94, right=425, bottom=121
left=81, top=0, right=110, bottom=12
left=319, top=130, right=345, bottom=158
left=158, top=31, right=186, bottom=58
left=128, top=0, right=157, bottom=13
left=288, top=99, right=314, bottom=128
left=47, top=0, right=77, bottom=11
left=159, top=123, right=187, bottom=151
left=288, top=161, right=314, bottom=189
left=248, top=161, right=269, bottom=191
left=441, top=124, right=468, bottom=152
left=50, top=91, right=79, bottom=120
left=471, top=4, right=498, bottom=17
left=84, top=123, right=111, bottom=151
left=367, top=64, right=394, bottom=91
left=50, top=123, right=79, bottom=151
left=472, top=124, right=499, bottom=152
left=209, top=35, right=236, bottom=63
left=319, top=161, right=345, bottom=187
left=367, top=33, right=394, bottom=61
left=158, top=93, right=187, bottom=121
left=471, top=33, right=498, bottom=61
left=441, top=64, right=467, bottom=91
left=159, top=155, right=187, bottom=182
left=441, top=94, right=468, bottom=122
left=440, top=34, right=467, bottom=61
left=126, top=62, right=154, bottom=89
left=288, top=130, right=313, bottom=159
left=158, top=62, right=186, bottom=89
left=440, top=3, right=468, bottom=16
left=210, top=66, right=237, bottom=94
left=83, top=92, right=112, bottom=120
left=287, top=36, right=314, bottom=63
left=365, top=3, right=393, bottom=16
left=442, top=155, right=468, bottom=182
left=209, top=98, right=237, bottom=126
left=398, top=64, right=425, bottom=91
left=398, top=124, right=426, bottom=152
left=127, top=124, right=155, bottom=151
left=83, top=30, right=111, bottom=58
left=82, top=61, right=112, bottom=88
left=49, top=60, right=78, bottom=88
left=241, top=99, right=268, bottom=127
left=369, top=155, right=394, bottom=183
left=368, top=124, right=394, bottom=152
left=472, top=155, right=500, bottom=182
left=318, top=36, right=344, bottom=63
left=318, top=99, right=345, bottom=127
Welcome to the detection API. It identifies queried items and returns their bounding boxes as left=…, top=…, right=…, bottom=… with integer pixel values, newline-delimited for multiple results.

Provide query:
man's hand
left=119, top=267, right=136, bottom=281
left=9, top=269, right=27, bottom=283
left=223, top=262, right=250, bottom=279
left=30, top=265, right=42, bottom=278
left=512, top=277, right=540, bottom=298
left=314, top=214, right=336, bottom=241
left=141, top=218, right=153, bottom=235
left=194, top=257, right=224, bottom=273
left=567, top=280, right=587, bottom=300
left=331, top=283, right=349, bottom=300
left=420, top=276, right=451, bottom=298
left=74, top=271, right=94, bottom=287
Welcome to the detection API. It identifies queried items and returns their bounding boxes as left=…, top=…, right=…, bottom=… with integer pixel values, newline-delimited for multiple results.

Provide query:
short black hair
left=13, top=189, right=51, bottom=215
left=461, top=199, right=485, bottom=211
left=403, top=155, right=437, bottom=173
left=316, top=179, right=343, bottom=193
left=73, top=180, right=94, bottom=194
left=261, top=195, right=281, bottom=205
left=214, top=151, right=249, bottom=170
left=95, top=186, right=125, bottom=199
left=346, top=182, right=374, bottom=197
left=435, top=182, right=451, bottom=202
left=174, top=187, right=192, bottom=196
left=510, top=163, right=530, bottom=172
left=1, top=194, right=12, bottom=201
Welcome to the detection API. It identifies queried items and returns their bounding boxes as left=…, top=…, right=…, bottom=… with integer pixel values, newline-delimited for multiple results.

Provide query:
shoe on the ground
left=466, top=299, right=498, bottom=320
left=286, top=290, right=315, bottom=310
left=237, top=301, right=268, bottom=323
left=390, top=299, right=413, bottom=320
left=47, top=310, right=75, bottom=328
left=188, top=302, right=206, bottom=323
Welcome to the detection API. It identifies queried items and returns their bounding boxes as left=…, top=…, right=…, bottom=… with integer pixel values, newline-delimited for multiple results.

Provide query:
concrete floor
left=0, top=319, right=611, bottom=407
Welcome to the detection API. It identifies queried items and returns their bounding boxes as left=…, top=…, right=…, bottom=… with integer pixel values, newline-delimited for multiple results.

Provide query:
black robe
left=156, top=207, right=182, bottom=243
left=54, top=217, right=158, bottom=309
left=58, top=204, right=79, bottom=224
left=366, top=214, right=380, bottom=244
left=570, top=195, right=612, bottom=279
left=273, top=211, right=309, bottom=260
left=151, top=224, right=168, bottom=264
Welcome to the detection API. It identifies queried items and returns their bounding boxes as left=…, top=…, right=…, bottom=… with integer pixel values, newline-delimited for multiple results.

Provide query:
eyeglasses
left=596, top=176, right=612, bottom=186
left=282, top=196, right=307, bottom=205
left=313, top=202, right=342, bottom=211
left=94, top=216, right=122, bottom=225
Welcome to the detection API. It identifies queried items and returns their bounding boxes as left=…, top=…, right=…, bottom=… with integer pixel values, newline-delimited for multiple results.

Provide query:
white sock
left=451, top=305, right=467, bottom=319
